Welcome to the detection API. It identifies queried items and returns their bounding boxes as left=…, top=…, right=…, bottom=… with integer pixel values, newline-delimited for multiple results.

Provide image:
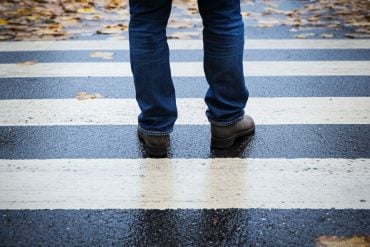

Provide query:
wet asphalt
left=1, top=209, right=370, bottom=246
left=1, top=49, right=370, bottom=64
left=1, top=125, right=369, bottom=159
left=1, top=1, right=370, bottom=246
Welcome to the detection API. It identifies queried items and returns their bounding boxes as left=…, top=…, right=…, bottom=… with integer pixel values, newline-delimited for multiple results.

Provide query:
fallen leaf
left=97, top=24, right=128, bottom=34
left=0, top=34, right=13, bottom=40
left=90, top=51, right=114, bottom=60
left=345, top=33, right=370, bottom=38
left=355, top=28, right=370, bottom=34
left=89, top=14, right=101, bottom=21
left=321, top=33, right=334, bottom=38
left=167, top=31, right=200, bottom=39
left=57, top=16, right=80, bottom=26
left=0, top=19, right=8, bottom=25
left=316, top=235, right=370, bottom=247
left=308, top=16, right=320, bottom=22
left=263, top=7, right=292, bottom=15
left=168, top=20, right=192, bottom=29
left=187, top=7, right=198, bottom=14
left=17, top=60, right=38, bottom=65
left=76, top=92, right=103, bottom=100
left=351, top=22, right=370, bottom=27
left=327, top=23, right=340, bottom=29
left=294, top=32, right=316, bottom=39
left=77, top=7, right=95, bottom=14
left=241, top=12, right=250, bottom=17
left=256, top=19, right=280, bottom=28
left=105, top=0, right=123, bottom=10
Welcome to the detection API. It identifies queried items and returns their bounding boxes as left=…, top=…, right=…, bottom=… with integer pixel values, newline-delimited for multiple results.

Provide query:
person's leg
left=129, top=0, right=176, bottom=136
left=198, top=0, right=248, bottom=126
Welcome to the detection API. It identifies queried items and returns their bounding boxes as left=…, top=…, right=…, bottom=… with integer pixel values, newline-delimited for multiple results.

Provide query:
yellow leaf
left=58, top=16, right=80, bottom=26
left=105, top=0, right=123, bottom=9
left=77, top=7, right=95, bottom=14
left=89, top=51, right=114, bottom=60
left=17, top=9, right=31, bottom=15
left=0, top=19, right=8, bottom=25
left=97, top=24, right=128, bottom=34
left=316, top=235, right=370, bottom=247
left=76, top=92, right=103, bottom=100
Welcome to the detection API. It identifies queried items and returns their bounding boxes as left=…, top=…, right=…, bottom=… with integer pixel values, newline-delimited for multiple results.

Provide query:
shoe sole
left=138, top=132, right=168, bottom=157
left=211, top=126, right=255, bottom=149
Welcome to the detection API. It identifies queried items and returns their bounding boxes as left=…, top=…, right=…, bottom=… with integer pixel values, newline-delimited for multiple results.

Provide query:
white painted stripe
left=1, top=61, right=369, bottom=77
left=0, top=158, right=369, bottom=210
left=1, top=40, right=370, bottom=51
left=1, top=97, right=369, bottom=126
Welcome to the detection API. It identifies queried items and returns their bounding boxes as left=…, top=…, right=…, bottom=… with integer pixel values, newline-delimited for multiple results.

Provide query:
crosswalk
left=1, top=158, right=369, bottom=210
left=0, top=38, right=370, bottom=245
left=1, top=39, right=370, bottom=51
left=1, top=98, right=370, bottom=125
left=1, top=61, right=370, bottom=77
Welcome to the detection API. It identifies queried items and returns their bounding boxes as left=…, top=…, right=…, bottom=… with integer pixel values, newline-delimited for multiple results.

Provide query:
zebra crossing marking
left=0, top=158, right=369, bottom=210
left=1, top=61, right=369, bottom=77
left=1, top=39, right=370, bottom=51
left=1, top=97, right=369, bottom=126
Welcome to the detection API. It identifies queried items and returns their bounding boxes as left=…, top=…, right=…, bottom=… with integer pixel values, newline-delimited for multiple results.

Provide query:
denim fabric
left=129, top=0, right=249, bottom=135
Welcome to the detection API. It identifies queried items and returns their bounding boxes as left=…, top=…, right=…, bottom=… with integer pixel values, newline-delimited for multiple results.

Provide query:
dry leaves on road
left=96, top=24, right=127, bottom=34
left=0, top=0, right=128, bottom=40
left=89, top=51, right=114, bottom=59
left=0, top=0, right=369, bottom=41
left=256, top=0, right=370, bottom=37
left=316, top=235, right=370, bottom=247
left=16, top=60, right=38, bottom=65
left=76, top=92, right=103, bottom=100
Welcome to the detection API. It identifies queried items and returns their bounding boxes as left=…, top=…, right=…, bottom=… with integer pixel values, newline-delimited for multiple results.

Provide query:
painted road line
left=1, top=40, right=370, bottom=51
left=1, top=97, right=369, bottom=126
left=2, top=76, right=370, bottom=99
left=1, top=61, right=370, bottom=77
left=1, top=125, right=368, bottom=159
left=0, top=158, right=369, bottom=209
left=1, top=50, right=370, bottom=64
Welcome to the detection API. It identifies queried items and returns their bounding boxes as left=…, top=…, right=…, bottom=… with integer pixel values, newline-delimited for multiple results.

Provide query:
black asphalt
left=1, top=49, right=370, bottom=63
left=1, top=76, right=369, bottom=99
left=1, top=209, right=369, bottom=246
left=0, top=125, right=369, bottom=159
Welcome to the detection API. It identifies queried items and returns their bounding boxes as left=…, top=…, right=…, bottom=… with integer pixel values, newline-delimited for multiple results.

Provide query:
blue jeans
left=129, top=0, right=248, bottom=136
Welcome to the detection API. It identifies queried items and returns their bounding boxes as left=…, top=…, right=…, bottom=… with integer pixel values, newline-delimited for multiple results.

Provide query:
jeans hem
left=209, top=114, right=244, bottom=127
left=138, top=125, right=172, bottom=136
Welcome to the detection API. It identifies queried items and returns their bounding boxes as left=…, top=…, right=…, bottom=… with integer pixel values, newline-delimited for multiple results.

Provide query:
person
left=129, top=0, right=255, bottom=156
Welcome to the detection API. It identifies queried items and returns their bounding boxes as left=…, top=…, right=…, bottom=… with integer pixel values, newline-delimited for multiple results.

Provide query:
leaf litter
left=0, top=0, right=369, bottom=40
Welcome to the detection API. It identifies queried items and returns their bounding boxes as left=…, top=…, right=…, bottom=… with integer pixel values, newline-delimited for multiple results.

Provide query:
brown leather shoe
left=137, top=129, right=169, bottom=156
left=211, top=115, right=255, bottom=149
